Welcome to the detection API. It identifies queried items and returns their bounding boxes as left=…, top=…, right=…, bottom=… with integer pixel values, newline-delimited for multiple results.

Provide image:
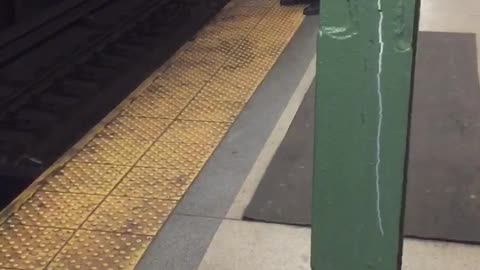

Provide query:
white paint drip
left=375, top=0, right=385, bottom=236
left=320, top=26, right=358, bottom=40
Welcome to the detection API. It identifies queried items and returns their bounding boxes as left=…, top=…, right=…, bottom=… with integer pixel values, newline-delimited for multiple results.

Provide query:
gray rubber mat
left=243, top=31, right=480, bottom=243
left=244, top=82, right=315, bottom=226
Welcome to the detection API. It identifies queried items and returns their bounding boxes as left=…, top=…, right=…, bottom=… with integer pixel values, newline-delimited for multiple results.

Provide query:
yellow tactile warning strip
left=0, top=0, right=304, bottom=269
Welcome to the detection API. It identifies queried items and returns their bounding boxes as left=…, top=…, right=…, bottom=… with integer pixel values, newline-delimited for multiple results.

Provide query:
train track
left=0, top=0, right=228, bottom=207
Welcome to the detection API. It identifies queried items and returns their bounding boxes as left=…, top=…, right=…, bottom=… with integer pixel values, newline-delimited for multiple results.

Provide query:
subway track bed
left=0, top=0, right=305, bottom=269
left=0, top=0, right=228, bottom=207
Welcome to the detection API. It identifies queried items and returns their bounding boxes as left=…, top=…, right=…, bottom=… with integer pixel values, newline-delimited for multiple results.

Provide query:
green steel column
left=311, top=0, right=420, bottom=269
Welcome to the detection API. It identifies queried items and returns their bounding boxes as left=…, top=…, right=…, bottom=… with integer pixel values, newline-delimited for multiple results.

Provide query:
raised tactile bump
left=122, top=96, right=189, bottom=119
left=41, top=163, right=130, bottom=195
left=139, top=77, right=200, bottom=100
left=137, top=141, right=215, bottom=170
left=112, top=167, right=197, bottom=200
left=195, top=78, right=252, bottom=102
left=160, top=56, right=214, bottom=87
left=7, top=191, right=103, bottom=229
left=82, top=196, right=175, bottom=235
left=0, top=224, right=72, bottom=270
left=98, top=116, right=171, bottom=141
left=160, top=120, right=229, bottom=145
left=47, top=230, right=151, bottom=270
left=71, top=138, right=151, bottom=166
left=178, top=99, right=244, bottom=122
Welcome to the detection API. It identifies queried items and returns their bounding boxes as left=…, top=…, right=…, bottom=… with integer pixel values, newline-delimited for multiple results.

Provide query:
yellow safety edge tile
left=160, top=62, right=212, bottom=90
left=139, top=78, right=200, bottom=101
left=121, top=96, right=189, bottom=119
left=71, top=137, right=152, bottom=166
left=82, top=196, right=176, bottom=235
left=41, top=163, right=130, bottom=195
left=0, top=224, right=73, bottom=270
left=195, top=78, right=252, bottom=102
left=137, top=141, right=216, bottom=170
left=180, top=49, right=228, bottom=76
left=47, top=230, right=151, bottom=270
left=211, top=61, right=271, bottom=88
left=112, top=167, right=197, bottom=200
left=97, top=116, right=171, bottom=142
left=0, top=1, right=305, bottom=269
left=160, top=120, right=230, bottom=145
left=197, top=24, right=251, bottom=42
left=178, top=99, right=245, bottom=122
left=7, top=191, right=103, bottom=229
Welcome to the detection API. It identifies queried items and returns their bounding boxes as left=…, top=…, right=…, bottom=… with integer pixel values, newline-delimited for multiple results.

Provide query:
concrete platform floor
left=136, top=1, right=480, bottom=269
left=199, top=221, right=480, bottom=270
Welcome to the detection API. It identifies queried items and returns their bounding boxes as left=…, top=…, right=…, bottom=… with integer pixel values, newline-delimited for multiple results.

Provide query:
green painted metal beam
left=311, top=0, right=420, bottom=269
